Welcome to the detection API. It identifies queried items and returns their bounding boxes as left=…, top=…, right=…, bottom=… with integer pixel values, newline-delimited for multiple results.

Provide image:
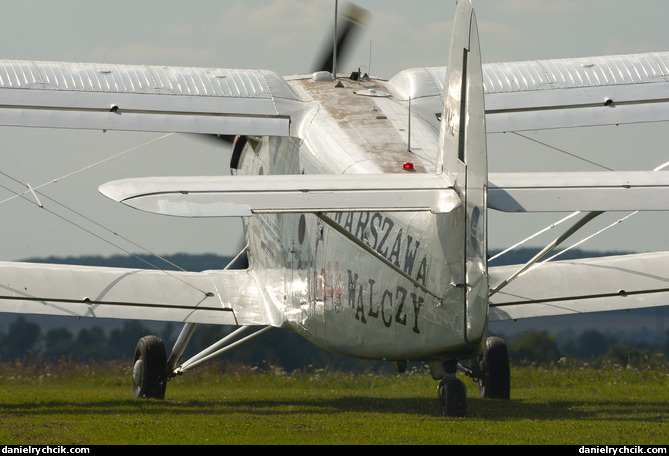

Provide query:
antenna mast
left=368, top=40, right=372, bottom=77
left=332, top=0, right=338, bottom=78
left=408, top=97, right=412, bottom=152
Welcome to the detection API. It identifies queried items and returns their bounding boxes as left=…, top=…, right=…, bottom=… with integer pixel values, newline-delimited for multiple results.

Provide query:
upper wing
left=0, top=60, right=311, bottom=137
left=0, top=52, right=666, bottom=138
left=388, top=51, right=669, bottom=133
left=488, top=252, right=669, bottom=321
left=0, top=261, right=278, bottom=326
left=0, top=52, right=665, bottom=137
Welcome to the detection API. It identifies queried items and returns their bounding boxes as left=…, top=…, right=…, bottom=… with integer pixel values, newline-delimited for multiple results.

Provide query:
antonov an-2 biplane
left=0, top=0, right=668, bottom=417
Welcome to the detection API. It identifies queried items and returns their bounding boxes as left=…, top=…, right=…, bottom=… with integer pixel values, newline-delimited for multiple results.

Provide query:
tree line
left=505, top=329, right=669, bottom=368
left=1, top=315, right=667, bottom=370
left=0, top=316, right=384, bottom=371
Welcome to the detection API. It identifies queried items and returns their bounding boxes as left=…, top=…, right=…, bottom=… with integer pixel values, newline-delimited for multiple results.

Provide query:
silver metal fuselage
left=235, top=74, right=487, bottom=363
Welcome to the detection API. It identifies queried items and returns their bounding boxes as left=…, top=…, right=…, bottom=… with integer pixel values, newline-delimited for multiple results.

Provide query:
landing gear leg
left=437, top=361, right=467, bottom=417
left=132, top=335, right=168, bottom=399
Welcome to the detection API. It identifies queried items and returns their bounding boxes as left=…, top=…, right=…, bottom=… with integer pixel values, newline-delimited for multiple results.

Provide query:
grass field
left=0, top=359, right=666, bottom=445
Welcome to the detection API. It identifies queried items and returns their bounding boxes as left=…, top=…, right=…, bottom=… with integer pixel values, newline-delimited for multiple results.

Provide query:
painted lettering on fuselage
left=347, top=269, right=423, bottom=334
left=312, top=212, right=430, bottom=334
left=331, top=211, right=429, bottom=286
left=311, top=261, right=424, bottom=334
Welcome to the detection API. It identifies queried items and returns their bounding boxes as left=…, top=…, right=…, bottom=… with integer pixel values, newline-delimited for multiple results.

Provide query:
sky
left=0, top=0, right=668, bottom=263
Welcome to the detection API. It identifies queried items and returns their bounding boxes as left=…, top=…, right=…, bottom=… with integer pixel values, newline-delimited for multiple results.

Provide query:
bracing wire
left=0, top=133, right=174, bottom=205
left=0, top=177, right=212, bottom=296
left=511, top=132, right=614, bottom=171
left=0, top=132, right=216, bottom=296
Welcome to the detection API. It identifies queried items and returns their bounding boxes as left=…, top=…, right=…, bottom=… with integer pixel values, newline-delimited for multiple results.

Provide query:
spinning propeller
left=313, top=2, right=370, bottom=75
left=208, top=2, right=370, bottom=147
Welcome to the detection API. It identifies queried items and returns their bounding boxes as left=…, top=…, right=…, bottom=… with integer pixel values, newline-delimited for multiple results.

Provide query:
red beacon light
left=402, top=162, right=414, bottom=171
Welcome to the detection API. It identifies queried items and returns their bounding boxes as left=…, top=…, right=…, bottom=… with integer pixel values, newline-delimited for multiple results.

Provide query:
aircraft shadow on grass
left=0, top=397, right=664, bottom=422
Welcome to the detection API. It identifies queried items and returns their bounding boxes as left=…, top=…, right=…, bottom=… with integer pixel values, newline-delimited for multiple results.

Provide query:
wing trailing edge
left=98, top=173, right=462, bottom=217
left=488, top=252, right=669, bottom=321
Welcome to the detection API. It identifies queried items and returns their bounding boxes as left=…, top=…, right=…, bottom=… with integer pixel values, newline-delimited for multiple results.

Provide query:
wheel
left=132, top=335, right=168, bottom=399
left=478, top=336, right=510, bottom=400
left=438, top=378, right=467, bottom=417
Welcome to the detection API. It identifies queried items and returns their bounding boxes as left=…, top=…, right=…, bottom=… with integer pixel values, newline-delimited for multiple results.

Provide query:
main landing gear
left=131, top=329, right=510, bottom=419
left=434, top=336, right=511, bottom=417
left=477, top=336, right=511, bottom=400
left=131, top=325, right=275, bottom=400
left=132, top=335, right=168, bottom=399
left=437, top=361, right=468, bottom=417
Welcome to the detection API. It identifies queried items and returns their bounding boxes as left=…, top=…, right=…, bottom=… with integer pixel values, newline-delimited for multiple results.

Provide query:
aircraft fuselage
left=235, top=74, right=487, bottom=362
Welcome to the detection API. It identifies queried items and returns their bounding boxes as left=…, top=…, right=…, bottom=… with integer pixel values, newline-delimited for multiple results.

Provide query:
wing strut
left=490, top=157, right=669, bottom=297
left=173, top=326, right=275, bottom=375
left=167, top=243, right=252, bottom=373
left=489, top=211, right=602, bottom=297
left=489, top=212, right=583, bottom=262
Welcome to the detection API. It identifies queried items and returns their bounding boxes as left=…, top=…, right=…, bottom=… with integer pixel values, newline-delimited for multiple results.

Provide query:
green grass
left=0, top=359, right=667, bottom=445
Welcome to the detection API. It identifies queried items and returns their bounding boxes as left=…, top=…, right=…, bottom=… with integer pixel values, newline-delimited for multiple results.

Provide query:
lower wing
left=0, top=261, right=276, bottom=326
left=488, top=252, right=669, bottom=321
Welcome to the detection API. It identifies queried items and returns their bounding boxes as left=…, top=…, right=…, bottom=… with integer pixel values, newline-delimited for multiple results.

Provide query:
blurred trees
left=0, top=315, right=666, bottom=369
left=504, top=327, right=668, bottom=367
left=506, top=330, right=563, bottom=365
left=0, top=316, right=382, bottom=371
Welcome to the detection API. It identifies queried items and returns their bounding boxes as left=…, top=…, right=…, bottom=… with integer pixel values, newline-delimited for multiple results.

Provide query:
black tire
left=438, top=378, right=467, bottom=417
left=132, top=335, right=167, bottom=399
left=478, top=336, right=510, bottom=400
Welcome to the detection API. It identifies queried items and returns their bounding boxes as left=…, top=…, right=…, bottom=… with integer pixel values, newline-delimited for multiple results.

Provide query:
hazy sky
left=0, top=0, right=668, bottom=263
